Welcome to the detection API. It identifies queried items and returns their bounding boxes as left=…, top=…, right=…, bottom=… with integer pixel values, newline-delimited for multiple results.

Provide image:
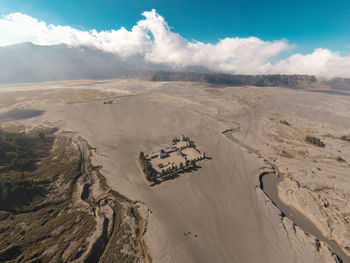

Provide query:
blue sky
left=1, top=0, right=350, bottom=78
left=1, top=0, right=350, bottom=55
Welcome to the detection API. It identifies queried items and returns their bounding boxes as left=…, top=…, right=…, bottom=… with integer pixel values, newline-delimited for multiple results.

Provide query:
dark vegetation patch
left=0, top=127, right=55, bottom=210
left=0, top=128, right=95, bottom=262
left=306, top=136, right=326, bottom=147
left=341, top=135, right=350, bottom=142
left=0, top=128, right=150, bottom=262
left=139, top=151, right=157, bottom=182
left=0, top=245, right=22, bottom=262
left=0, top=202, right=96, bottom=263
left=139, top=147, right=200, bottom=185
left=280, top=120, right=290, bottom=126
left=336, top=156, right=346, bottom=163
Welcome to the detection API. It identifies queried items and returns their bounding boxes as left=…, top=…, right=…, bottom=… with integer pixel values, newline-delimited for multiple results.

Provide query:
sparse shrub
left=336, top=156, right=345, bottom=162
left=341, top=135, right=350, bottom=142
left=280, top=120, right=290, bottom=126
left=280, top=150, right=293, bottom=158
left=306, top=136, right=325, bottom=147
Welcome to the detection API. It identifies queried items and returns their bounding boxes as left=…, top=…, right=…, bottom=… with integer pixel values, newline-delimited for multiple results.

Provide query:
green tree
left=179, top=162, right=184, bottom=170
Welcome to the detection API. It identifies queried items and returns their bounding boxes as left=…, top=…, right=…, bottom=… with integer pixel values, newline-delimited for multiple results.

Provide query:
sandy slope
left=0, top=79, right=346, bottom=262
left=228, top=86, right=350, bottom=261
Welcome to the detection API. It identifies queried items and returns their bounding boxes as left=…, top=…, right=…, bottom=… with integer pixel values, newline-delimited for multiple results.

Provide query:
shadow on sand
left=0, top=108, right=45, bottom=122
left=150, top=165, right=204, bottom=186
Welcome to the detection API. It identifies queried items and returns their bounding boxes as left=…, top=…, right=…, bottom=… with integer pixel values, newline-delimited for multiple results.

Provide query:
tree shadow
left=150, top=162, right=206, bottom=186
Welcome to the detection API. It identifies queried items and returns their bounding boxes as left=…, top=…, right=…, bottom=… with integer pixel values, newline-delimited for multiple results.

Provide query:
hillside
left=146, top=71, right=318, bottom=88
left=1, top=42, right=350, bottom=92
left=0, top=126, right=150, bottom=262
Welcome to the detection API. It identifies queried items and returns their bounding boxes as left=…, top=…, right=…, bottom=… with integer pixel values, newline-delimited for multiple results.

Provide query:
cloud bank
left=1, top=9, right=350, bottom=78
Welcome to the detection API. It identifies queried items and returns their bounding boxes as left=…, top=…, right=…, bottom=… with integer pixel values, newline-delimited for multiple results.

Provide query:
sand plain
left=0, top=79, right=349, bottom=262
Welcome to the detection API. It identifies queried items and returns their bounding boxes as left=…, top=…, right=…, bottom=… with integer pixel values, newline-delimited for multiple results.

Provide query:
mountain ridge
left=0, top=42, right=350, bottom=91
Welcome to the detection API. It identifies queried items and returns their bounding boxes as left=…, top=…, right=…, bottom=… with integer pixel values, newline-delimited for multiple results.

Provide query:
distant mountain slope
left=1, top=42, right=350, bottom=91
left=146, top=71, right=318, bottom=88
left=322, top=78, right=350, bottom=91
left=0, top=42, right=155, bottom=83
left=146, top=71, right=350, bottom=90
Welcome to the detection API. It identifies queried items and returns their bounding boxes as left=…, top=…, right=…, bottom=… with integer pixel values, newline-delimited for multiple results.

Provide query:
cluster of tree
left=280, top=120, right=290, bottom=126
left=139, top=152, right=157, bottom=182
left=185, top=159, right=196, bottom=167
left=159, top=160, right=196, bottom=177
left=160, top=167, right=174, bottom=177
left=0, top=177, right=42, bottom=210
left=341, top=135, right=350, bottom=142
left=306, top=136, right=326, bottom=147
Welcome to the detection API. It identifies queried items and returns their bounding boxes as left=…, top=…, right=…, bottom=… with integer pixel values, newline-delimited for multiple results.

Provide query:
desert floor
left=1, top=79, right=349, bottom=263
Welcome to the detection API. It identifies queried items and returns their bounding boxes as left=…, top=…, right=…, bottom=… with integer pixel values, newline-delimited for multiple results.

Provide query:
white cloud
left=0, top=9, right=349, bottom=78
left=270, top=48, right=350, bottom=79
left=132, top=10, right=290, bottom=74
left=0, top=12, right=151, bottom=57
